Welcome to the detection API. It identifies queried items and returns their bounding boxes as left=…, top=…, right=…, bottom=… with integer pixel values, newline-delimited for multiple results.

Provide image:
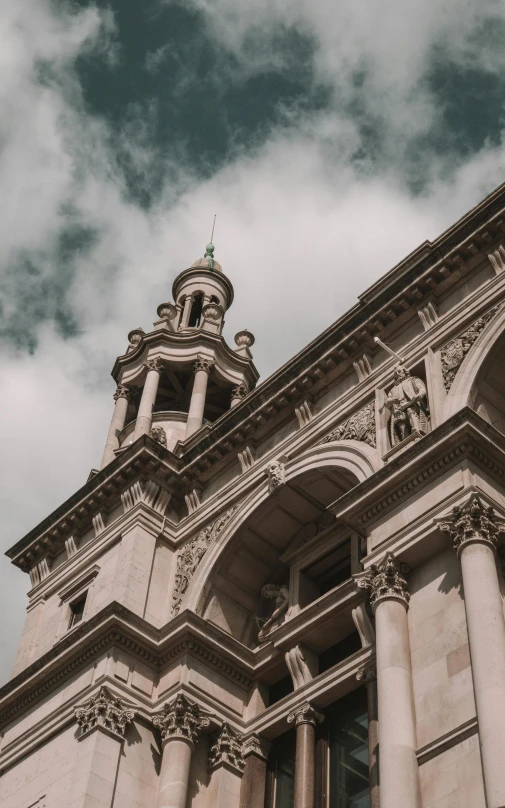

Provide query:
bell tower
left=100, top=243, right=258, bottom=468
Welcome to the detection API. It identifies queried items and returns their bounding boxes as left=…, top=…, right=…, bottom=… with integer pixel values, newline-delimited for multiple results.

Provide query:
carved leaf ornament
left=441, top=303, right=503, bottom=392
left=208, top=724, right=245, bottom=772
left=75, top=687, right=134, bottom=739
left=355, top=552, right=410, bottom=608
left=439, top=495, right=505, bottom=553
left=320, top=401, right=376, bottom=448
left=172, top=505, right=239, bottom=615
left=153, top=694, right=210, bottom=745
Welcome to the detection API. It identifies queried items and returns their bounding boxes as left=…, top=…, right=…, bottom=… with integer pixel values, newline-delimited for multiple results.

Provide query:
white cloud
left=2, top=0, right=505, bottom=680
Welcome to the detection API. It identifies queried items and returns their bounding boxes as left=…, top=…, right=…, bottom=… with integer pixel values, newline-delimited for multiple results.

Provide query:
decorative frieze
left=320, top=401, right=376, bottom=448
left=208, top=724, right=245, bottom=773
left=172, top=505, right=239, bottom=615
left=153, top=694, right=210, bottom=746
left=150, top=425, right=167, bottom=447
left=439, top=495, right=505, bottom=554
left=354, top=552, right=410, bottom=608
left=265, top=460, right=285, bottom=493
left=193, top=356, right=214, bottom=375
left=287, top=702, right=324, bottom=728
left=75, top=686, right=134, bottom=740
left=441, top=303, right=503, bottom=391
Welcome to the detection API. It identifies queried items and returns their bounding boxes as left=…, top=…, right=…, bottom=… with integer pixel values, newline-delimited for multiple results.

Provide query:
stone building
left=3, top=185, right=505, bottom=808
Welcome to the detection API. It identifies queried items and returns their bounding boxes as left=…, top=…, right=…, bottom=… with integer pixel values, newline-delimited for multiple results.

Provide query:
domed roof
left=191, top=242, right=222, bottom=272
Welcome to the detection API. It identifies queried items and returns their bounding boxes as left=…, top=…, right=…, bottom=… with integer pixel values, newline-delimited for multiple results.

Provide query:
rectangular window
left=328, top=689, right=369, bottom=808
left=68, top=594, right=87, bottom=629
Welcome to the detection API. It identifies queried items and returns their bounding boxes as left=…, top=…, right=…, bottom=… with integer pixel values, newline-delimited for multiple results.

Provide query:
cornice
left=0, top=605, right=257, bottom=730
left=334, top=407, right=505, bottom=531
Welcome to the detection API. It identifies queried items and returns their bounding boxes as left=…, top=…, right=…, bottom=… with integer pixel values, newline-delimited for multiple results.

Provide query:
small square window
left=68, top=594, right=87, bottom=629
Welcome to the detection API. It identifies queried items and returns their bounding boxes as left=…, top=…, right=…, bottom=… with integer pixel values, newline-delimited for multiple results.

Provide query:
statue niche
left=256, top=584, right=289, bottom=643
left=385, top=365, right=430, bottom=448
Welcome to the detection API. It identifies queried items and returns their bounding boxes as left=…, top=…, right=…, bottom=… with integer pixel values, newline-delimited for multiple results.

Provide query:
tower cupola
left=100, top=245, right=258, bottom=467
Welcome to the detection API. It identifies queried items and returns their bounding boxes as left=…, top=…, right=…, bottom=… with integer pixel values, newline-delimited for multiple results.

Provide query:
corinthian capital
left=152, top=694, right=210, bottom=747
left=287, top=701, right=324, bottom=728
left=75, top=686, right=135, bottom=740
left=355, top=552, right=410, bottom=610
left=194, top=356, right=215, bottom=375
left=208, top=724, right=245, bottom=773
left=144, top=357, right=164, bottom=374
left=439, top=495, right=505, bottom=555
left=113, top=384, right=132, bottom=402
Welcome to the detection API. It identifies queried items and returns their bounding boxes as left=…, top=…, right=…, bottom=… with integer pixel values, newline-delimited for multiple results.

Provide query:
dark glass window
left=269, top=730, right=296, bottom=808
left=68, top=594, right=87, bottom=629
left=188, top=293, right=203, bottom=327
left=328, top=689, right=369, bottom=808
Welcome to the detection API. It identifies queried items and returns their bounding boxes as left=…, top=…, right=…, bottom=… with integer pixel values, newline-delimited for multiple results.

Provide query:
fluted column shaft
left=287, top=703, right=323, bottom=808
left=186, top=357, right=214, bottom=438
left=440, top=497, right=505, bottom=808
left=101, top=385, right=131, bottom=468
left=180, top=295, right=193, bottom=328
left=133, top=358, right=163, bottom=439
left=356, top=552, right=420, bottom=808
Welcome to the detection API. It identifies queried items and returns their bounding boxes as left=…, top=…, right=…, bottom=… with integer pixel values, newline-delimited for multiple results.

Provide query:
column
left=240, top=735, right=271, bottom=808
left=287, top=702, right=324, bottom=808
left=133, top=357, right=163, bottom=440
left=357, top=661, right=379, bottom=808
left=356, top=552, right=421, bottom=808
left=100, top=385, right=132, bottom=468
left=70, top=687, right=134, bottom=808
left=207, top=724, right=245, bottom=807
left=180, top=295, right=193, bottom=329
left=153, top=694, right=210, bottom=808
left=230, top=382, right=249, bottom=409
left=440, top=496, right=505, bottom=808
left=186, top=356, right=214, bottom=438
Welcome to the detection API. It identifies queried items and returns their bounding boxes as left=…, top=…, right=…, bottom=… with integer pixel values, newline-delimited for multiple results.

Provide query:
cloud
left=2, top=0, right=505, bottom=680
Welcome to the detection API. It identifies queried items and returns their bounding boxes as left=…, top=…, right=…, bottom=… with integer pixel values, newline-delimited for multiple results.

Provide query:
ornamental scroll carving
left=320, top=402, right=376, bottom=448
left=208, top=724, right=245, bottom=772
left=75, top=686, right=134, bottom=739
left=145, top=357, right=164, bottom=374
left=441, top=303, right=503, bottom=392
left=194, top=356, right=215, bottom=375
left=113, top=384, right=132, bottom=402
left=287, top=702, right=324, bottom=728
left=354, top=552, right=410, bottom=608
left=171, top=505, right=239, bottom=615
left=153, top=694, right=210, bottom=746
left=439, top=495, right=505, bottom=553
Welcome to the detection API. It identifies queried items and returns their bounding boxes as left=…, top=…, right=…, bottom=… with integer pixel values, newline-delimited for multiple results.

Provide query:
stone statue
left=385, top=366, right=429, bottom=447
left=257, top=584, right=289, bottom=643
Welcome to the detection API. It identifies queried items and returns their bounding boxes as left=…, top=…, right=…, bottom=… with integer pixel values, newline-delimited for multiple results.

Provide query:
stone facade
left=4, top=187, right=505, bottom=807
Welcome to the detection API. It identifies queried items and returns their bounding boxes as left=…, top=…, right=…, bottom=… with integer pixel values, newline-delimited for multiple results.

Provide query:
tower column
left=440, top=496, right=505, bottom=808
left=180, top=295, right=193, bottom=329
left=100, top=385, right=132, bottom=468
left=356, top=552, right=421, bottom=808
left=287, top=702, right=323, bottom=808
left=153, top=694, right=210, bottom=808
left=133, top=357, right=163, bottom=440
left=186, top=356, right=214, bottom=438
left=230, top=382, right=248, bottom=409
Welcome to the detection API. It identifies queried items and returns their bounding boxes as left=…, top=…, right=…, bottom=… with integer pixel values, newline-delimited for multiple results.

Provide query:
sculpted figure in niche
left=257, top=584, right=289, bottom=643
left=385, top=365, right=430, bottom=447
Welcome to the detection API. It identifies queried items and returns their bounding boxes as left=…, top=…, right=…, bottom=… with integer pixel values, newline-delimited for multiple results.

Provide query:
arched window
left=188, top=293, right=203, bottom=327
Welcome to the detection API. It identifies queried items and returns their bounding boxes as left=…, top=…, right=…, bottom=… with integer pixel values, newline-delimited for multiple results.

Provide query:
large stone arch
left=183, top=440, right=379, bottom=645
left=443, top=304, right=505, bottom=420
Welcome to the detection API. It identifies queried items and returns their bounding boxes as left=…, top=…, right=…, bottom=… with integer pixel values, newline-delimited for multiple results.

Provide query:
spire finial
left=205, top=215, right=216, bottom=269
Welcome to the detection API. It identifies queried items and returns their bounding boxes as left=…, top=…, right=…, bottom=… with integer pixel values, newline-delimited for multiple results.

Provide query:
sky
left=2, top=0, right=505, bottom=681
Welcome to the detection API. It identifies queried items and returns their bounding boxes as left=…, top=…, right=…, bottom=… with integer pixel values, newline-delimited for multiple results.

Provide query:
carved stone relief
left=257, top=584, right=289, bottom=643
left=75, top=686, right=135, bottom=739
left=208, top=724, right=245, bottom=773
left=354, top=552, right=410, bottom=608
left=441, top=303, right=503, bottom=392
left=287, top=702, right=324, bottom=728
left=385, top=367, right=429, bottom=448
left=121, top=478, right=171, bottom=515
left=265, top=460, right=285, bottom=493
left=439, top=494, right=505, bottom=553
left=320, top=401, right=376, bottom=448
left=171, top=505, right=239, bottom=615
left=153, top=694, right=210, bottom=746
left=150, top=425, right=167, bottom=447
